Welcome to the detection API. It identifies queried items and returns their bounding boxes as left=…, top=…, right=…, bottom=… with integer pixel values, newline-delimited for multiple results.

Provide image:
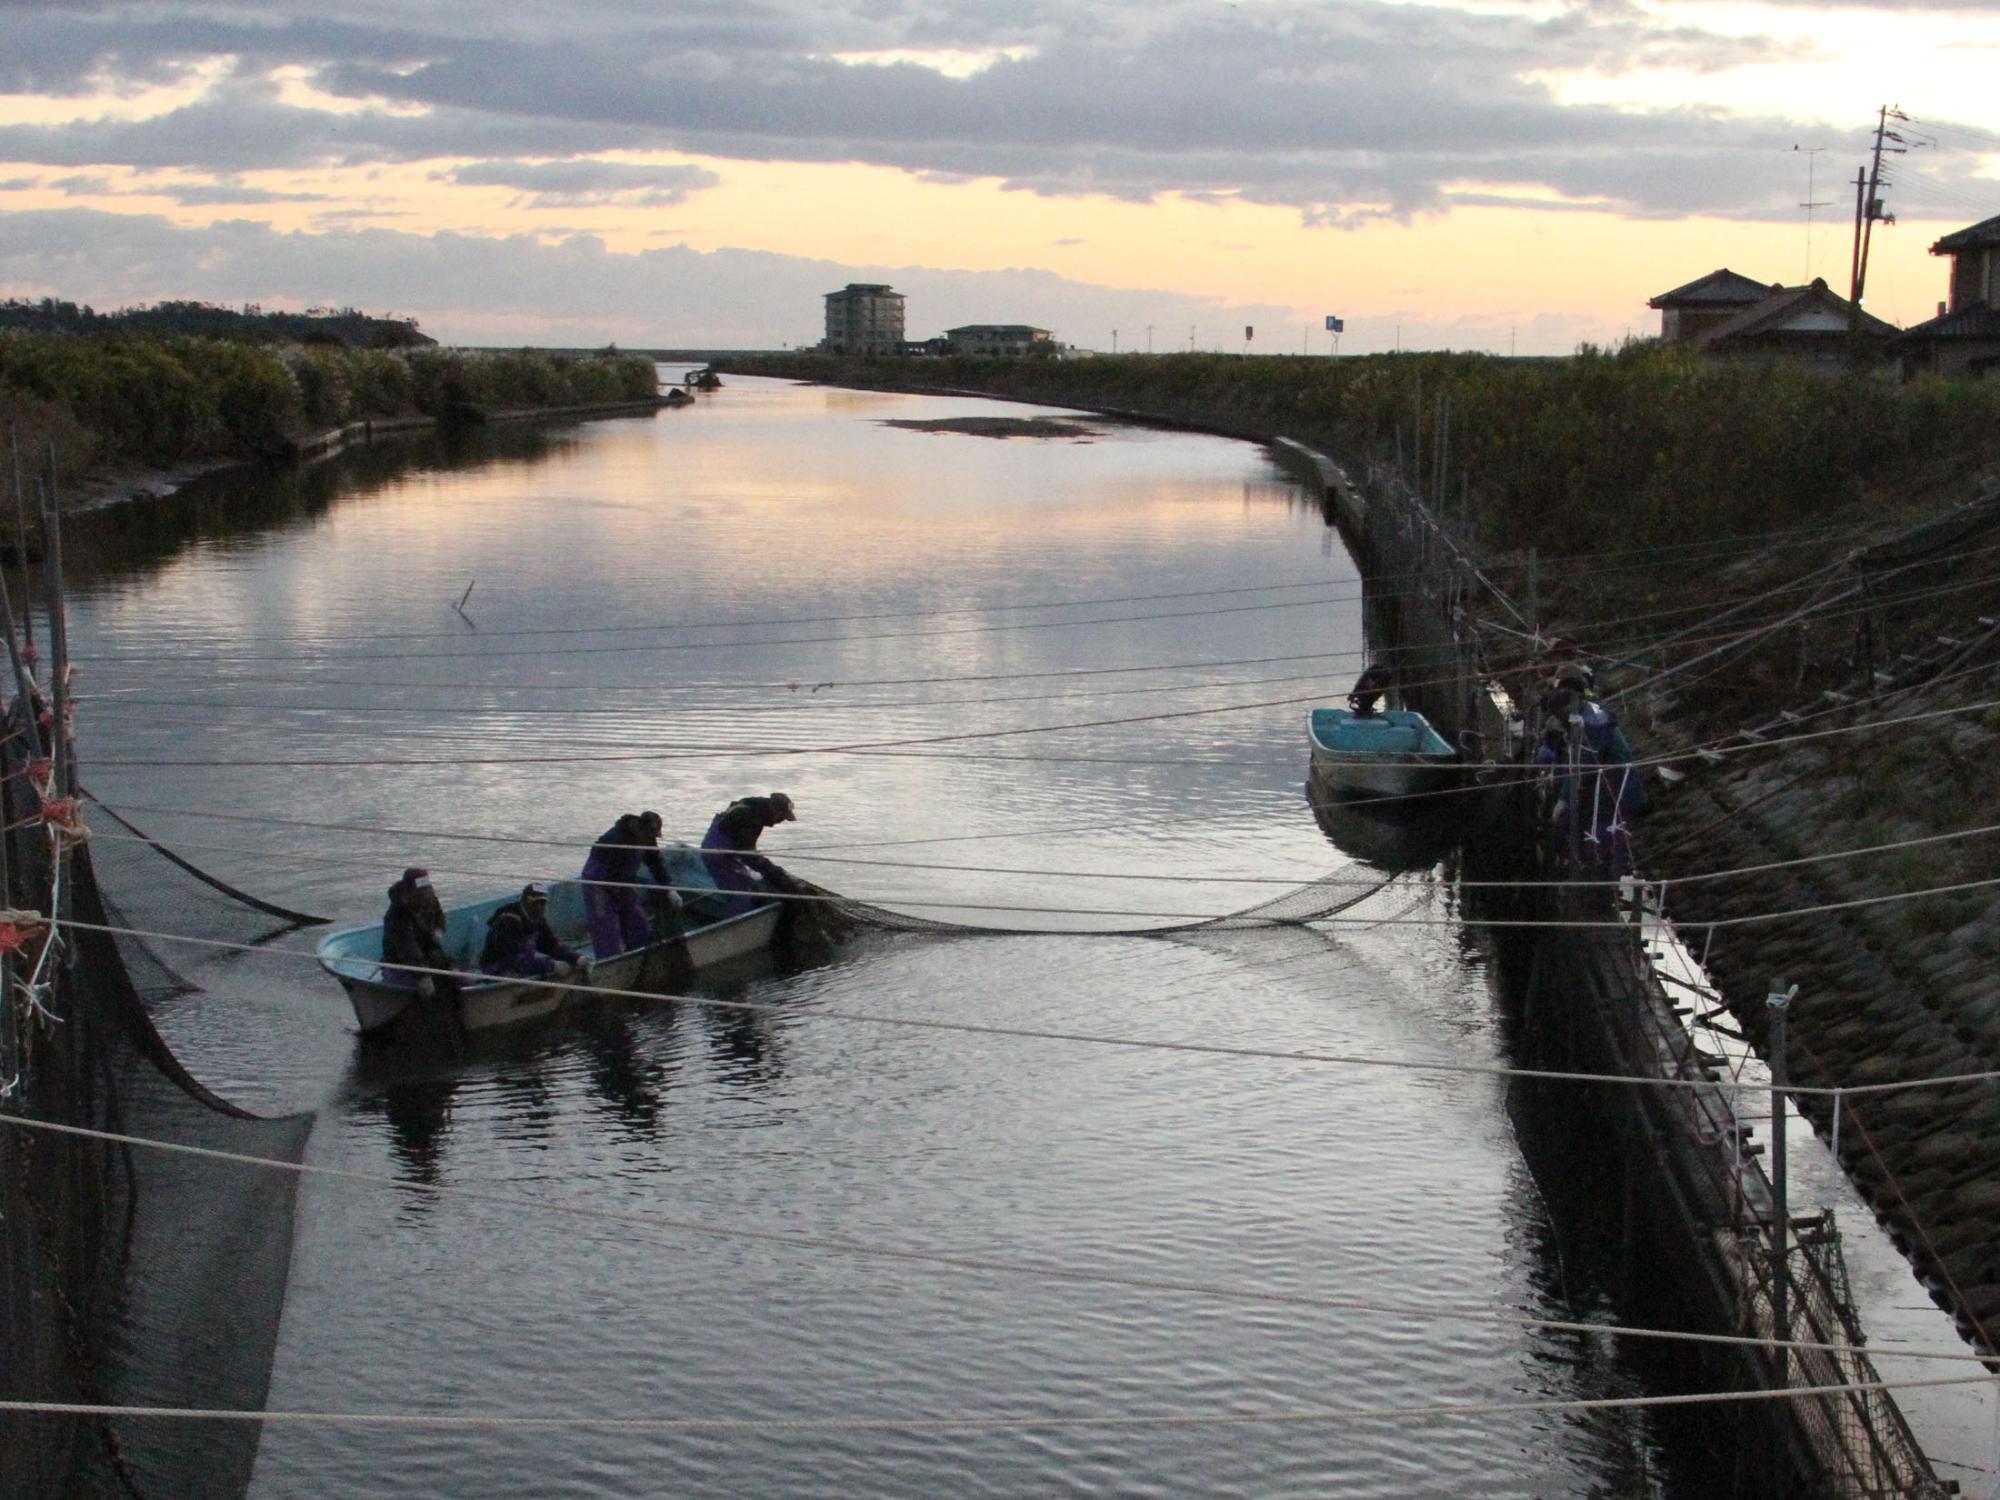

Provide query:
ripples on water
left=64, top=378, right=1668, bottom=1496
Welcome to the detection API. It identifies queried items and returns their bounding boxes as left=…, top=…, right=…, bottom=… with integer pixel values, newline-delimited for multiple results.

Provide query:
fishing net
left=807, top=866, right=1403, bottom=939
left=1, top=703, right=320, bottom=1500
left=74, top=791, right=326, bottom=1005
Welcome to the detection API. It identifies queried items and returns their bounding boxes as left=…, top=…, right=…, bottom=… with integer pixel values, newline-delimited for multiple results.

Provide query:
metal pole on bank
left=1767, top=978, right=1796, bottom=1399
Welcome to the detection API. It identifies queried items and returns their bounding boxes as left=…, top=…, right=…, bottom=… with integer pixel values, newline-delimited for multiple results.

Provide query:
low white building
left=945, top=324, right=1054, bottom=357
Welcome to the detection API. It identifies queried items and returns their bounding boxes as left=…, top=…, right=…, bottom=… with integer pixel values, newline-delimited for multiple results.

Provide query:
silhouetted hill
left=0, top=297, right=435, bottom=348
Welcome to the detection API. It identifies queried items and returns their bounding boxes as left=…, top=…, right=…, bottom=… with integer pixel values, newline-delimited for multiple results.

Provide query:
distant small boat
left=316, top=844, right=781, bottom=1036
left=1307, top=706, right=1458, bottom=803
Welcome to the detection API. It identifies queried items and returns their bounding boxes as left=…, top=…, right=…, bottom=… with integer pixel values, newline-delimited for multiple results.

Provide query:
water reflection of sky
left=61, top=377, right=1669, bottom=1498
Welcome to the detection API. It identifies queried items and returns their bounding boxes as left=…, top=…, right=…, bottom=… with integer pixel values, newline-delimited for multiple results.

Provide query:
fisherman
left=700, top=793, right=799, bottom=915
left=1535, top=684, right=1644, bottom=873
left=480, top=882, right=586, bottom=980
left=381, top=867, right=461, bottom=1002
left=580, top=811, right=677, bottom=958
left=1347, top=660, right=1396, bottom=717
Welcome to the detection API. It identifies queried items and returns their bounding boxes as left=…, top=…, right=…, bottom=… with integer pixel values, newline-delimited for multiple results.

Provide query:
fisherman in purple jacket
left=700, top=793, right=798, bottom=915
left=580, top=811, right=674, bottom=957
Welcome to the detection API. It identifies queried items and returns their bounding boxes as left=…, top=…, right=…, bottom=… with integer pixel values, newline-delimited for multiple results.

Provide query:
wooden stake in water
left=41, top=445, right=71, bottom=798
left=6, top=424, right=29, bottom=664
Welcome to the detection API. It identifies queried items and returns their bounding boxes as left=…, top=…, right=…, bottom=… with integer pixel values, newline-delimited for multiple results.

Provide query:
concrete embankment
left=1639, top=688, right=2000, bottom=1348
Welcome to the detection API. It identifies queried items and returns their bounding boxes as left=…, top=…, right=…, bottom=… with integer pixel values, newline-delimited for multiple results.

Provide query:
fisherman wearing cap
left=480, top=882, right=585, bottom=980
left=700, top=793, right=799, bottom=915
left=580, top=811, right=676, bottom=958
left=381, top=867, right=461, bottom=1002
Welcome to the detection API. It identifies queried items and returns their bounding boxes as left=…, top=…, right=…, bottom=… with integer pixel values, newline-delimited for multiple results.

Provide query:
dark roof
left=1932, top=215, right=2000, bottom=255
left=1694, top=278, right=1898, bottom=347
left=1899, top=304, right=2000, bottom=341
left=825, top=284, right=902, bottom=298
left=946, top=324, right=1051, bottom=336
left=1648, top=268, right=1776, bottom=310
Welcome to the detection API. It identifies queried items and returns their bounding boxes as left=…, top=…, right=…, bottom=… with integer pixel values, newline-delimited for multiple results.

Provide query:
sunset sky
left=2, top=0, right=1998, bottom=353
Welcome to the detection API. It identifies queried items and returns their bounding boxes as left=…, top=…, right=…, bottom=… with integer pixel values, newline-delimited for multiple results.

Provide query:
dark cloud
left=159, top=181, right=335, bottom=205
left=0, top=0, right=1993, bottom=223
left=443, top=159, right=719, bottom=208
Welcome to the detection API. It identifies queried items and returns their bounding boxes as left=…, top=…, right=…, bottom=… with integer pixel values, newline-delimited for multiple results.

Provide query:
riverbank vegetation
left=0, top=330, right=661, bottom=491
left=728, top=346, right=2000, bottom=559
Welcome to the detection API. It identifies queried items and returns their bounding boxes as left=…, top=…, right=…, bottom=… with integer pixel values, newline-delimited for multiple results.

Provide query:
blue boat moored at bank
left=1307, top=706, right=1458, bottom=802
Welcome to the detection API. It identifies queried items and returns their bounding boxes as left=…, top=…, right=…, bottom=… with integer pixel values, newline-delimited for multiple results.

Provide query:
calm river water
left=64, top=376, right=1672, bottom=1497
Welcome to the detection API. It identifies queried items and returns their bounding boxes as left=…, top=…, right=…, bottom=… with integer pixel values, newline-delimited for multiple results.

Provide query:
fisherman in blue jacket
left=1536, top=674, right=1645, bottom=872
left=580, top=811, right=675, bottom=958
left=480, top=882, right=585, bottom=980
left=700, top=793, right=798, bottom=915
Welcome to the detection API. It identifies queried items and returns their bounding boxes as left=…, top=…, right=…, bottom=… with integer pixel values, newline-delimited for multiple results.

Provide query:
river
left=61, top=375, right=1674, bottom=1497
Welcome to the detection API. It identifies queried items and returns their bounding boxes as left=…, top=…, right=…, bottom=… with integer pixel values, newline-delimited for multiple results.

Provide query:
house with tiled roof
left=1647, top=269, right=1775, bottom=342
left=1691, top=278, right=1898, bottom=374
left=1899, top=214, right=2000, bottom=380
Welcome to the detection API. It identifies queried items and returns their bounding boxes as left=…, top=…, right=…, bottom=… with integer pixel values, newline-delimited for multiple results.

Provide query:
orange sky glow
left=0, top=0, right=1996, bottom=352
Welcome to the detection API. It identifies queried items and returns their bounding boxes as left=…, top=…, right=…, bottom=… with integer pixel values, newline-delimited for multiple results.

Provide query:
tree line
left=0, top=330, right=662, bottom=485
left=0, top=298, right=434, bottom=349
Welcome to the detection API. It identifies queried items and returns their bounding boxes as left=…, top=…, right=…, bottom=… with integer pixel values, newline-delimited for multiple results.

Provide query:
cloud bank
left=7, top=0, right=1990, bottom=222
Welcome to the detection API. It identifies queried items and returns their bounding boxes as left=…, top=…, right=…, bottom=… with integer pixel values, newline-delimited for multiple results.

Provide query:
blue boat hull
left=316, top=843, right=782, bottom=1035
left=1307, top=707, right=1458, bottom=802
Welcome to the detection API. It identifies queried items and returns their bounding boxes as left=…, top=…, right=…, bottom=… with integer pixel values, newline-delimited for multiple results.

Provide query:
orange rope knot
left=0, top=908, right=46, bottom=956
left=24, top=758, right=51, bottom=787
left=20, top=642, right=36, bottom=667
left=36, top=796, right=88, bottom=842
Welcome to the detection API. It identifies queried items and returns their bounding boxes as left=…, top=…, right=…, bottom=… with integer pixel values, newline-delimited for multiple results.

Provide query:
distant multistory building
left=823, top=284, right=906, bottom=355
left=945, top=324, right=1054, bottom=357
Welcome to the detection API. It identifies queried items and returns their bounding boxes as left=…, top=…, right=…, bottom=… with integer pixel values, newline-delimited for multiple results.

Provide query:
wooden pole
left=0, top=541, right=42, bottom=761
left=7, top=424, right=29, bottom=665
left=40, top=450, right=70, bottom=799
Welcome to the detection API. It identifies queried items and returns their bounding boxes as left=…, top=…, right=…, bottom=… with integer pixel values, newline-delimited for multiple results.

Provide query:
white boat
left=315, top=843, right=782, bottom=1036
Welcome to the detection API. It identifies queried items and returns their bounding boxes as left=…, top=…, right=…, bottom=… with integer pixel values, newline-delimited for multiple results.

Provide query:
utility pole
left=1849, top=105, right=1908, bottom=336
left=1112, top=329, right=1118, bottom=354
left=1793, top=144, right=1829, bottom=282
left=1146, top=324, right=1153, bottom=354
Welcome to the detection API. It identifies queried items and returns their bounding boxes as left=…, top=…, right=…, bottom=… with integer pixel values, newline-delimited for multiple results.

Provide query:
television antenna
left=1793, top=144, right=1830, bottom=282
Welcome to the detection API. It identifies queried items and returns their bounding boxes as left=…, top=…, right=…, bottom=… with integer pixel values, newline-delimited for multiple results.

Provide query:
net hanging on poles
left=2, top=695, right=320, bottom=1500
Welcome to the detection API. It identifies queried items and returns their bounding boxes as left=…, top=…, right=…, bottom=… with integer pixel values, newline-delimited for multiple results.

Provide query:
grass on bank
left=730, top=344, right=2000, bottom=562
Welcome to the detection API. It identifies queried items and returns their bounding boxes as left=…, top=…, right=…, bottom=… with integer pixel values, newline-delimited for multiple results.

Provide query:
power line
left=69, top=516, right=1961, bottom=676
left=0, top=1113, right=1989, bottom=1375
left=76, top=806, right=2000, bottom=900
left=1, top=1374, right=1990, bottom=1435
left=44, top=908, right=2000, bottom=1098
